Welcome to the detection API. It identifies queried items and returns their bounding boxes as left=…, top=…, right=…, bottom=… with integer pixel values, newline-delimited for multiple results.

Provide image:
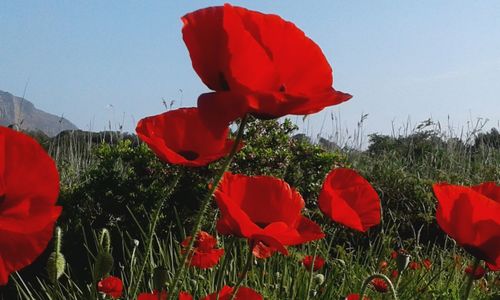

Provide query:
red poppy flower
left=422, top=258, right=432, bottom=270
left=201, top=285, right=262, bottom=300
left=465, top=265, right=487, bottom=280
left=371, top=278, right=388, bottom=293
left=302, top=255, right=325, bottom=271
left=318, top=168, right=381, bottom=232
left=408, top=261, right=421, bottom=270
left=433, top=182, right=500, bottom=268
left=136, top=108, right=239, bottom=167
left=182, top=4, right=352, bottom=127
left=345, top=294, right=370, bottom=300
left=137, top=290, right=193, bottom=300
left=390, top=250, right=398, bottom=260
left=98, top=276, right=123, bottom=299
left=215, top=172, right=324, bottom=258
left=0, top=127, right=62, bottom=285
left=181, top=231, right=224, bottom=269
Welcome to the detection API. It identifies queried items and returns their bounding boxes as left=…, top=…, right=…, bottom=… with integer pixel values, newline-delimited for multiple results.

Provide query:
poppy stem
left=462, top=258, right=480, bottom=300
left=230, top=248, right=254, bottom=300
left=169, top=114, right=250, bottom=296
left=304, top=242, right=320, bottom=300
left=214, top=238, right=236, bottom=299
left=129, top=170, right=182, bottom=297
left=359, top=273, right=398, bottom=300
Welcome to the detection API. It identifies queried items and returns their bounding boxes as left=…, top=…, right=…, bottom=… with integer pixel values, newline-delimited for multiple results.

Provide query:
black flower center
left=255, top=222, right=270, bottom=229
left=219, top=72, right=230, bottom=91
left=279, top=84, right=286, bottom=92
left=251, top=113, right=278, bottom=120
left=178, top=150, right=199, bottom=161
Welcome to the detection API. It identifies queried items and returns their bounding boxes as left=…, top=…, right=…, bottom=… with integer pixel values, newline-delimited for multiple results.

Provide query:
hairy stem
left=130, top=172, right=181, bottom=297
left=304, top=242, right=320, bottom=300
left=462, top=258, right=480, bottom=300
left=230, top=248, right=254, bottom=300
left=169, top=115, right=249, bottom=295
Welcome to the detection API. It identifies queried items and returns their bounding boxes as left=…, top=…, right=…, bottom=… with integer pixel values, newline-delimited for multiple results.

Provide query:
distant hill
left=0, top=90, right=78, bottom=136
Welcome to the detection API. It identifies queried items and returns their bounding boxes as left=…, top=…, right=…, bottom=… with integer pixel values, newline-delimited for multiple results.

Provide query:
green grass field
left=3, top=119, right=500, bottom=299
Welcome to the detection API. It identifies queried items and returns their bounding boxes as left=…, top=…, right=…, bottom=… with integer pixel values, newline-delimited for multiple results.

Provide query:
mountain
left=0, top=90, right=78, bottom=136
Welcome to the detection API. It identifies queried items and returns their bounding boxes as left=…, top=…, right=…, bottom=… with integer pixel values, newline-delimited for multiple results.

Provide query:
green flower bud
left=99, top=228, right=111, bottom=253
left=46, top=227, right=65, bottom=283
left=94, top=252, right=114, bottom=279
left=313, top=273, right=325, bottom=286
left=46, top=251, right=66, bottom=283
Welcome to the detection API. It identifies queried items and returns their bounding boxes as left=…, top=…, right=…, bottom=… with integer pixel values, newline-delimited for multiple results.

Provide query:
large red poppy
left=0, top=127, right=62, bottom=285
left=433, top=182, right=500, bottom=269
left=182, top=4, right=352, bottom=127
left=318, top=168, right=381, bottom=232
left=214, top=172, right=324, bottom=258
left=136, top=108, right=239, bottom=167
left=181, top=231, right=224, bottom=269
left=201, top=285, right=262, bottom=300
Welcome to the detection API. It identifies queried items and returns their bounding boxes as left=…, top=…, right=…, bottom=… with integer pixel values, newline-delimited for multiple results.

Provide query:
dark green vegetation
left=2, top=120, right=500, bottom=299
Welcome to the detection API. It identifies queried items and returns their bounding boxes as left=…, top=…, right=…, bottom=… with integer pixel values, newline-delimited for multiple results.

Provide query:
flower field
left=1, top=3, right=499, bottom=300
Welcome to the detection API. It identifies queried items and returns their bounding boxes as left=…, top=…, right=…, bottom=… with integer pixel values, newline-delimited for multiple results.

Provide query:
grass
left=3, top=118, right=500, bottom=299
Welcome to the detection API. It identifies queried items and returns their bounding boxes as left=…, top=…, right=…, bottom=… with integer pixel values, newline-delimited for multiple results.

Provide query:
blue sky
left=1, top=1, right=499, bottom=146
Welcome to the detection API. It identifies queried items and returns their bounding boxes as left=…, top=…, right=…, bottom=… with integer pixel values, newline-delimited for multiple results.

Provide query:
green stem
left=395, top=271, right=402, bottom=290
left=359, top=273, right=398, bottom=300
left=169, top=115, right=249, bottom=295
left=462, top=258, right=480, bottom=300
left=215, top=238, right=236, bottom=299
left=304, top=242, right=320, bottom=300
left=130, top=172, right=182, bottom=297
left=230, top=248, right=254, bottom=300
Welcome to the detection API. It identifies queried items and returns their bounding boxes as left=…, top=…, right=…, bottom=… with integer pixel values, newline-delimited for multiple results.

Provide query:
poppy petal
left=190, top=248, right=225, bottom=269
left=197, top=91, right=307, bottom=128
left=0, top=127, right=61, bottom=285
left=433, top=183, right=500, bottom=266
left=202, top=285, right=263, bottom=300
left=250, top=233, right=288, bottom=257
left=319, top=168, right=381, bottom=232
left=471, top=182, right=500, bottom=203
left=232, top=5, right=332, bottom=93
left=183, top=4, right=352, bottom=121
left=214, top=172, right=323, bottom=257
left=136, top=108, right=238, bottom=167
left=182, top=4, right=278, bottom=92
